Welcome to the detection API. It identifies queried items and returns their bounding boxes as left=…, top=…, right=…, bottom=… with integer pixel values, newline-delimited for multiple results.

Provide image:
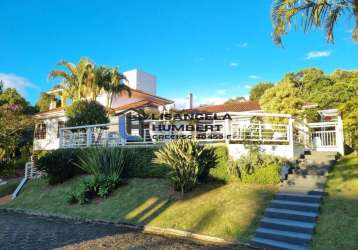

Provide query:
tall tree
left=249, top=82, right=274, bottom=101
left=95, top=67, right=131, bottom=113
left=48, top=58, right=95, bottom=101
left=272, top=0, right=358, bottom=45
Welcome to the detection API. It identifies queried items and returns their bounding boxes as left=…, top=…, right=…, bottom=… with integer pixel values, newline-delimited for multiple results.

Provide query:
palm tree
left=48, top=58, right=95, bottom=101
left=272, top=0, right=358, bottom=46
left=96, top=67, right=131, bottom=114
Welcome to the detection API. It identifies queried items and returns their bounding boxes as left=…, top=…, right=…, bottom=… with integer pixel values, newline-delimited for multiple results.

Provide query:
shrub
left=228, top=149, right=289, bottom=184
left=208, top=145, right=230, bottom=182
left=240, top=164, right=281, bottom=184
left=76, top=146, right=127, bottom=177
left=37, top=149, right=82, bottom=185
left=66, top=175, right=120, bottom=204
left=153, top=139, right=218, bottom=194
left=66, top=100, right=109, bottom=127
left=122, top=147, right=170, bottom=178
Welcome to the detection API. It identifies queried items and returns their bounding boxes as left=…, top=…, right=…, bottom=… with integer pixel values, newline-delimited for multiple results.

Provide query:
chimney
left=186, top=93, right=193, bottom=109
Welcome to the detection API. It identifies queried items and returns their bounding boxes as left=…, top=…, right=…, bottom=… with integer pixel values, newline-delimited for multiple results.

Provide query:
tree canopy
left=258, top=67, right=358, bottom=148
left=249, top=82, right=274, bottom=101
left=272, top=0, right=358, bottom=45
left=65, top=100, right=109, bottom=127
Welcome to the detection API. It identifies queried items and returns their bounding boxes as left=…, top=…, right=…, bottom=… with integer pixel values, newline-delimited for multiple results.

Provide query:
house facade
left=33, top=69, right=173, bottom=150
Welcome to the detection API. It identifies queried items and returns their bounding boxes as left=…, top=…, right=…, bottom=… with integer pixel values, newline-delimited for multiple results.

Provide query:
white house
left=33, top=71, right=345, bottom=160
left=33, top=69, right=173, bottom=150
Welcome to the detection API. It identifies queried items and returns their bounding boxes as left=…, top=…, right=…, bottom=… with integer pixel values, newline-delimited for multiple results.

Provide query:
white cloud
left=229, top=62, right=238, bottom=67
left=248, top=75, right=261, bottom=79
left=216, top=89, right=227, bottom=96
left=244, top=85, right=252, bottom=89
left=305, top=51, right=331, bottom=60
left=0, top=73, right=39, bottom=97
left=237, top=42, right=248, bottom=48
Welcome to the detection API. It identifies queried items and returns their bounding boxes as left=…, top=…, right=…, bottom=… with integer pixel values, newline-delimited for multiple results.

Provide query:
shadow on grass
left=4, top=174, right=276, bottom=249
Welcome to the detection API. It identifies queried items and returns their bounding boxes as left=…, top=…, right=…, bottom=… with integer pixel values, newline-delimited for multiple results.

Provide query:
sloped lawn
left=2, top=176, right=277, bottom=243
left=313, top=154, right=358, bottom=250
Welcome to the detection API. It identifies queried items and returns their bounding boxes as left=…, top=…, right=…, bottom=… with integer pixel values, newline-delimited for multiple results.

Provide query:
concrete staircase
left=251, top=151, right=338, bottom=250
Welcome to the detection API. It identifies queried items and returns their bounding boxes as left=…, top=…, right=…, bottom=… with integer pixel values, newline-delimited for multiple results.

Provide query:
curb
left=0, top=207, right=255, bottom=249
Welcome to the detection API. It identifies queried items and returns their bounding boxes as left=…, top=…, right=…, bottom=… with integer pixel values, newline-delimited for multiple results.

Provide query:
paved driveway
left=0, top=211, right=247, bottom=250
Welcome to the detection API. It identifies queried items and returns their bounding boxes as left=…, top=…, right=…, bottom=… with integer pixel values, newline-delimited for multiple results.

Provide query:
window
left=57, top=121, right=65, bottom=138
left=35, top=123, right=46, bottom=140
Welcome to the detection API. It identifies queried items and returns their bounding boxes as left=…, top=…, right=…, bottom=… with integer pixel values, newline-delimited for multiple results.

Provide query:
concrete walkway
left=251, top=152, right=337, bottom=250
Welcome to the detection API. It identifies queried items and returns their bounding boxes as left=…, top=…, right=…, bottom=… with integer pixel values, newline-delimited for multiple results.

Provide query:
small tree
left=66, top=100, right=109, bottom=127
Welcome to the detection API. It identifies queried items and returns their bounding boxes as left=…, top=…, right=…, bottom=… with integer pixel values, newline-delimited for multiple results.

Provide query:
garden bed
left=2, top=176, right=277, bottom=242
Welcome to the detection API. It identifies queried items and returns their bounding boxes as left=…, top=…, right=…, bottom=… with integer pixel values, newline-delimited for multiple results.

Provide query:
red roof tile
left=188, top=101, right=261, bottom=113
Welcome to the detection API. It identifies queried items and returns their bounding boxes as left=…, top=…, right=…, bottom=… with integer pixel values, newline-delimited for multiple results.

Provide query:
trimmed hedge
left=35, top=145, right=231, bottom=184
left=240, top=164, right=281, bottom=184
left=208, top=144, right=231, bottom=182
left=37, top=149, right=84, bottom=185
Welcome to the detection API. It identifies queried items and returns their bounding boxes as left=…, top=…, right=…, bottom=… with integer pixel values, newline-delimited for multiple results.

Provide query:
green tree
left=48, top=58, right=96, bottom=101
left=95, top=67, right=131, bottom=114
left=260, top=74, right=304, bottom=117
left=272, top=0, right=358, bottom=45
left=36, top=92, right=60, bottom=112
left=66, top=100, right=109, bottom=127
left=249, top=82, right=274, bottom=101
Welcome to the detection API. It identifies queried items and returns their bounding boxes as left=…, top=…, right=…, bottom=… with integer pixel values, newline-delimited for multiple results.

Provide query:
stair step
left=276, top=193, right=322, bottom=203
left=265, top=208, right=318, bottom=222
left=261, top=217, right=315, bottom=234
left=251, top=237, right=308, bottom=250
left=255, top=227, right=311, bottom=246
left=271, top=200, right=320, bottom=212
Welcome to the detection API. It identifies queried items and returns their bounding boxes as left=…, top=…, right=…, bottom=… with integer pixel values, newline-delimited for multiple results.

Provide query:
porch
left=57, top=111, right=345, bottom=159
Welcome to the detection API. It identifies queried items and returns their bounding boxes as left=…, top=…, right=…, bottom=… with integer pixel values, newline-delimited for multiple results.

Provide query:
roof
left=122, top=88, right=173, bottom=105
left=34, top=88, right=173, bottom=119
left=187, top=101, right=261, bottom=113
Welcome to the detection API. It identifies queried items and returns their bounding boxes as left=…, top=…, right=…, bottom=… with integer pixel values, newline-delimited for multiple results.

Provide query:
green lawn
left=2, top=176, right=277, bottom=242
left=0, top=178, right=20, bottom=197
left=313, top=154, right=358, bottom=250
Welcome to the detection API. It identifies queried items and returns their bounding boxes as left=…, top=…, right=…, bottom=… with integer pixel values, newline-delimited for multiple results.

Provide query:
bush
left=207, top=145, right=230, bottom=182
left=153, top=139, right=218, bottom=194
left=66, top=175, right=120, bottom=204
left=240, top=164, right=281, bottom=184
left=228, top=149, right=289, bottom=184
left=122, top=147, right=170, bottom=178
left=76, top=146, right=127, bottom=177
left=66, top=100, right=109, bottom=127
left=37, top=149, right=82, bottom=185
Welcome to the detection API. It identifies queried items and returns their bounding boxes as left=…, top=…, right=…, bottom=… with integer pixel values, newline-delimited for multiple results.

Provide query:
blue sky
left=0, top=0, right=357, bottom=107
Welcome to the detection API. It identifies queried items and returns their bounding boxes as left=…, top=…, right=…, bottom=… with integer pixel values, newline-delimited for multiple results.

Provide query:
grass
left=2, top=176, right=277, bottom=242
left=312, top=154, right=358, bottom=250
left=0, top=178, right=20, bottom=197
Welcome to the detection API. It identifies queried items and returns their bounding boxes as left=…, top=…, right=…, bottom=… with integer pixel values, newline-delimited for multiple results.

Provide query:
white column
left=225, top=119, right=231, bottom=144
left=336, top=116, right=345, bottom=155
left=288, top=117, right=295, bottom=159
left=86, top=128, right=92, bottom=147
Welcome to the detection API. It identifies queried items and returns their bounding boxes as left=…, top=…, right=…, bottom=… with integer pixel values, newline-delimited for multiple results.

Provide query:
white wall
left=228, top=144, right=296, bottom=160
left=124, top=69, right=156, bottom=95
left=33, top=117, right=66, bottom=151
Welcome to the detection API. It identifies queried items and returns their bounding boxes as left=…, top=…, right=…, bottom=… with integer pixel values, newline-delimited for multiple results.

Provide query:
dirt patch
left=0, top=195, right=12, bottom=205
